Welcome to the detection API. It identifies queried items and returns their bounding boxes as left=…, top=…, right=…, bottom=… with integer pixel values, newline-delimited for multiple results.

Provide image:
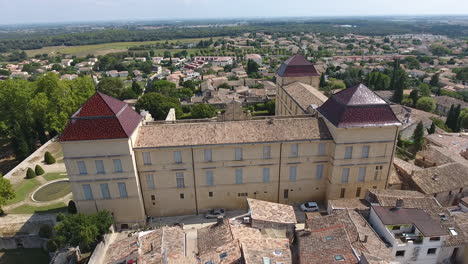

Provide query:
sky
left=1, top=0, right=468, bottom=25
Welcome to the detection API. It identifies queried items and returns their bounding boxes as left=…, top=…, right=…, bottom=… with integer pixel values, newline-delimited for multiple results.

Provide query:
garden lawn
left=43, top=172, right=68, bottom=181
left=8, top=202, right=67, bottom=214
left=6, top=178, right=40, bottom=205
left=33, top=181, right=71, bottom=202
left=0, top=248, right=49, bottom=264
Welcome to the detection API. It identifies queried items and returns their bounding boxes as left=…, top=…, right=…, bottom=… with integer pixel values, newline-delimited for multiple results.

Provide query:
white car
left=205, top=208, right=226, bottom=219
left=300, top=202, right=319, bottom=212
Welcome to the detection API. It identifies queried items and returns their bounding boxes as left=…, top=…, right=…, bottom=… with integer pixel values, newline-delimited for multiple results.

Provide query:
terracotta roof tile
left=247, top=198, right=297, bottom=224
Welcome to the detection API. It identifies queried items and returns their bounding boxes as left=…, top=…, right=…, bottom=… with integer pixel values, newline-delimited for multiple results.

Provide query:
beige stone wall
left=135, top=140, right=332, bottom=217
left=320, top=118, right=400, bottom=200
left=61, top=134, right=146, bottom=226
left=275, top=87, right=304, bottom=116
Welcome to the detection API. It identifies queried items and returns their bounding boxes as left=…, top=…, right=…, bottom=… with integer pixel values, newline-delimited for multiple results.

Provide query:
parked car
left=300, top=202, right=319, bottom=212
left=205, top=208, right=226, bottom=219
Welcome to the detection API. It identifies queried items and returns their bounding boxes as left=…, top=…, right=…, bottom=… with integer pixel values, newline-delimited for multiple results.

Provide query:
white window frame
left=95, top=160, right=105, bottom=174
left=204, top=149, right=212, bottom=162
left=344, top=146, right=353, bottom=159
left=77, top=161, right=87, bottom=175
left=143, top=152, right=151, bottom=165
left=235, top=168, right=243, bottom=184
left=113, top=159, right=123, bottom=173
left=174, top=151, right=182, bottom=164
left=146, top=174, right=155, bottom=189
left=262, top=167, right=270, bottom=182
left=316, top=164, right=324, bottom=180
left=342, top=168, right=350, bottom=184
left=176, top=172, right=185, bottom=188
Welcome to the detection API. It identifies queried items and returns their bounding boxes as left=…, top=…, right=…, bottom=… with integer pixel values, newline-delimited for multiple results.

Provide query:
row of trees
left=0, top=73, right=95, bottom=160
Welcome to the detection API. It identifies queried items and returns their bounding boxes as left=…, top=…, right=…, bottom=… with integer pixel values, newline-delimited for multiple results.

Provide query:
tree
left=458, top=108, right=468, bottom=130
left=319, top=73, right=326, bottom=88
left=135, top=93, right=182, bottom=120
left=147, top=80, right=176, bottom=95
left=26, top=168, right=36, bottom=179
left=0, top=177, right=15, bottom=214
left=428, top=122, right=436, bottom=134
left=54, top=213, right=99, bottom=251
left=452, top=104, right=462, bottom=132
left=413, top=121, right=425, bottom=152
left=39, top=225, right=53, bottom=239
left=265, top=99, right=275, bottom=115
left=35, top=165, right=45, bottom=175
left=44, top=151, right=56, bottom=164
left=68, top=200, right=77, bottom=214
left=430, top=74, right=440, bottom=87
left=418, top=83, right=431, bottom=97
left=97, top=77, right=125, bottom=98
left=415, top=97, right=435, bottom=112
left=445, top=104, right=455, bottom=129
left=191, top=103, right=217, bottom=119
left=119, top=88, right=138, bottom=100
left=131, top=81, right=143, bottom=95
left=246, top=59, right=259, bottom=76
left=409, top=89, right=419, bottom=107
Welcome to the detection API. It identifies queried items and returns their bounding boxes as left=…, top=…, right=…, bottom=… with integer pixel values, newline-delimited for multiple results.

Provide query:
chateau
left=60, top=54, right=401, bottom=228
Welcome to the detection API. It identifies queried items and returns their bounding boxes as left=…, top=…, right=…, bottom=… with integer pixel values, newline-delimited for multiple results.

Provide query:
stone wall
left=87, top=227, right=117, bottom=264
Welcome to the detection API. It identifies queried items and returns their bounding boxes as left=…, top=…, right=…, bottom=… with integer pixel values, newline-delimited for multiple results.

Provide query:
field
left=24, top=37, right=221, bottom=57
left=0, top=248, right=50, bottom=264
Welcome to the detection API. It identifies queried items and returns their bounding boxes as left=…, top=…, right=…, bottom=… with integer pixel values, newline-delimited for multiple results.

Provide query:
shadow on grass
left=0, top=248, right=50, bottom=264
left=9, top=203, right=67, bottom=214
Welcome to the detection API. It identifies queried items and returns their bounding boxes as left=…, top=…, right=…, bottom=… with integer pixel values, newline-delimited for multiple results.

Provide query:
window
left=235, top=168, right=243, bottom=184
left=208, top=191, right=213, bottom=197
left=344, top=146, right=353, bottom=159
left=429, top=237, right=441, bottom=241
left=142, top=152, right=151, bottom=165
left=341, top=168, right=350, bottom=184
left=180, top=193, right=184, bottom=199
left=118, top=182, right=128, bottom=198
left=318, top=143, right=326, bottom=155
left=449, top=228, right=458, bottom=236
left=176, top=172, right=185, bottom=188
left=395, top=250, right=405, bottom=257
left=174, top=151, right=182, bottom=163
left=263, top=146, right=271, bottom=159
left=95, top=160, right=105, bottom=174
left=356, top=187, right=361, bottom=197
left=361, top=145, right=370, bottom=158
left=289, top=166, right=297, bottom=181
left=374, top=165, right=383, bottom=180
left=263, top=168, right=270, bottom=182
left=392, top=226, right=401, bottom=230
left=283, top=189, right=289, bottom=199
left=205, top=171, right=214, bottom=186
left=235, top=147, right=243, bottom=161
left=219, top=252, right=228, bottom=260
left=204, top=149, right=212, bottom=162
left=334, top=255, right=345, bottom=261
left=427, top=248, right=437, bottom=255
left=82, top=184, right=93, bottom=200
left=358, top=167, right=366, bottom=182
left=151, top=195, right=155, bottom=201
left=316, top=164, right=324, bottom=180
left=100, top=183, right=110, bottom=199
left=238, top=193, right=248, bottom=197
left=113, top=159, right=122, bottom=173
left=460, top=188, right=463, bottom=193
left=146, top=174, right=155, bottom=189
left=290, top=144, right=298, bottom=157
left=77, top=161, right=87, bottom=175
left=372, top=186, right=377, bottom=189
left=340, top=188, right=346, bottom=198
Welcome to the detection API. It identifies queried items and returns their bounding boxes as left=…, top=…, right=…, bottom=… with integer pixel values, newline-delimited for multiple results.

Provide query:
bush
left=46, top=239, right=58, bottom=252
left=39, top=225, right=53, bottom=239
left=68, top=200, right=77, bottom=214
left=26, top=168, right=36, bottom=179
left=35, top=165, right=45, bottom=175
left=44, top=151, right=56, bottom=164
left=415, top=97, right=435, bottom=112
left=56, top=213, right=65, bottom=222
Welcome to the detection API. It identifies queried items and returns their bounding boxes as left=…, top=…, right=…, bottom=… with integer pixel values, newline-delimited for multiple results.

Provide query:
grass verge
left=8, top=202, right=67, bottom=214
left=43, top=172, right=68, bottom=181
left=6, top=178, right=40, bottom=205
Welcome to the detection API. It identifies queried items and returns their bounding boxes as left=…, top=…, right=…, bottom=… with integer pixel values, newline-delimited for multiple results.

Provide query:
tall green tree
left=0, top=176, right=15, bottom=214
left=246, top=59, right=259, bottom=76
left=191, top=103, right=217, bottom=119
left=409, top=89, right=419, bottom=107
left=415, top=97, right=435, bottom=112
left=427, top=122, right=436, bottom=134
left=413, top=121, right=425, bottom=152
left=430, top=73, right=440, bottom=87
left=135, top=93, right=182, bottom=120
left=97, top=77, right=125, bottom=98
left=445, top=105, right=455, bottom=129
left=319, top=73, right=327, bottom=88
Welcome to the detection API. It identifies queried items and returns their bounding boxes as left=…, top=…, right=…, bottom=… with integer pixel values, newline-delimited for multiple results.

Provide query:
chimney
left=363, top=235, right=368, bottom=243
left=395, top=199, right=404, bottom=209
left=217, top=216, right=224, bottom=225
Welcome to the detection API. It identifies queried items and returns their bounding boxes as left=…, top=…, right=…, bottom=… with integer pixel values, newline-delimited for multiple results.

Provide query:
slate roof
left=372, top=206, right=447, bottom=237
left=135, top=116, right=331, bottom=148
left=318, top=84, right=401, bottom=128
left=277, top=54, right=320, bottom=77
left=60, top=92, right=142, bottom=141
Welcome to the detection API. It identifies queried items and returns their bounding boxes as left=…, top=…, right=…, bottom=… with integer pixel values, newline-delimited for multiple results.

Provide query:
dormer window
left=392, top=225, right=401, bottom=230
left=449, top=228, right=458, bottom=236
left=334, top=255, right=345, bottom=261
